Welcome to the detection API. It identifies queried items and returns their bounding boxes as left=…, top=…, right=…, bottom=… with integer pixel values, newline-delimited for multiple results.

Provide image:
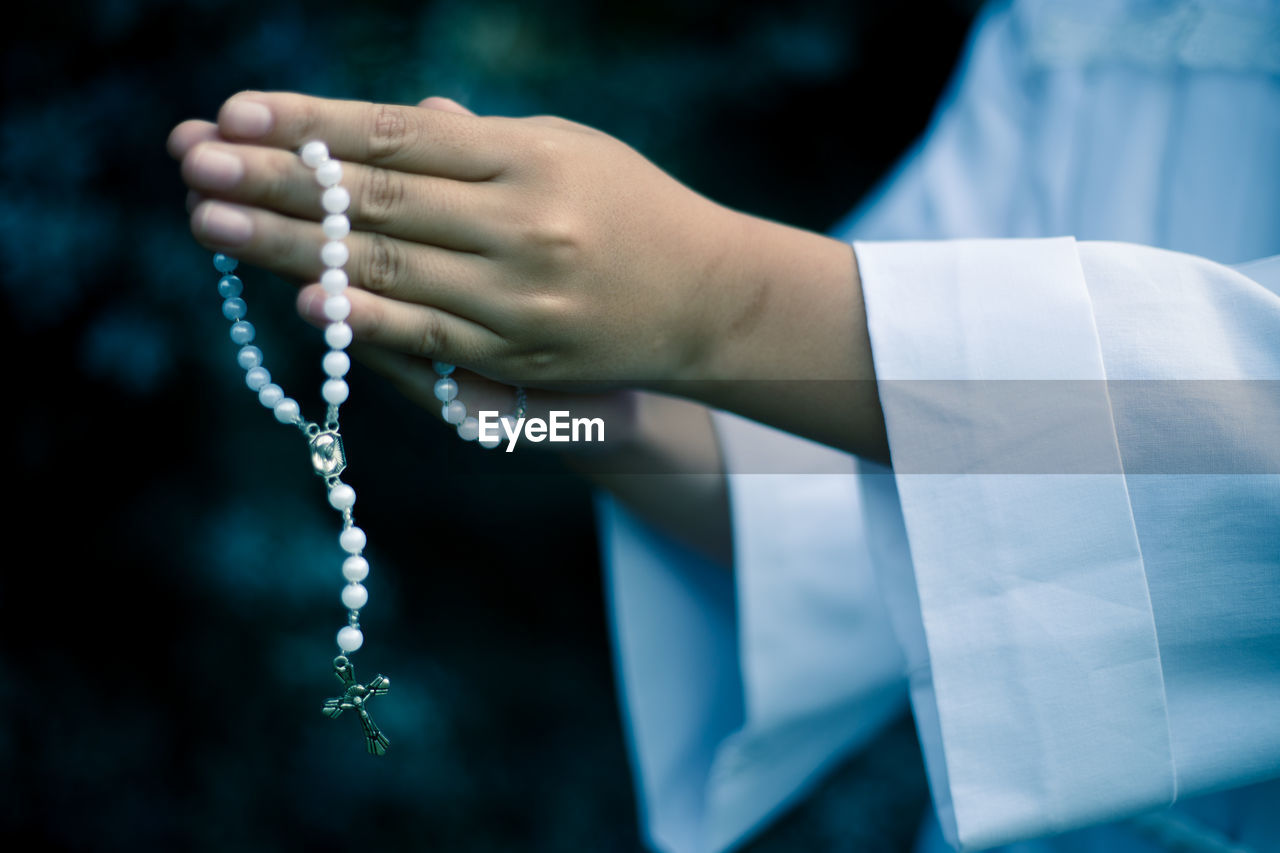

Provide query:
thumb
left=416, top=96, right=475, bottom=115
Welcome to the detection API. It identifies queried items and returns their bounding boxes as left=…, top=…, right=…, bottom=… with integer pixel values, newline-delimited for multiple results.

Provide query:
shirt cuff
left=854, top=237, right=1177, bottom=850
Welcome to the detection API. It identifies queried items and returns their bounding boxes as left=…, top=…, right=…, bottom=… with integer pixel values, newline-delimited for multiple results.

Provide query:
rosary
left=210, top=140, right=525, bottom=755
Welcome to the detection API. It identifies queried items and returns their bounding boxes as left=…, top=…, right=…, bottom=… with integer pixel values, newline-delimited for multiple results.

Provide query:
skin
left=169, top=92, right=888, bottom=563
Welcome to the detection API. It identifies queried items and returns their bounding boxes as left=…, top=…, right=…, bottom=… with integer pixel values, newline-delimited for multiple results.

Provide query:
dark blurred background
left=5, top=0, right=975, bottom=849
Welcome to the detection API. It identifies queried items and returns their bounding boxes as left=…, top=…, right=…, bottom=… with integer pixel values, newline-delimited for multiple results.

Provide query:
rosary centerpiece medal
left=211, top=139, right=390, bottom=754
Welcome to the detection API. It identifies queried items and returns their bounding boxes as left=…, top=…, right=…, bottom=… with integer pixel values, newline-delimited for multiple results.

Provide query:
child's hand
left=170, top=92, right=747, bottom=388
left=171, top=92, right=882, bottom=459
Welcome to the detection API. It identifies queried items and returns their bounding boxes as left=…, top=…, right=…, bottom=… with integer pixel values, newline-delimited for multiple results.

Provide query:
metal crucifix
left=323, top=655, right=390, bottom=755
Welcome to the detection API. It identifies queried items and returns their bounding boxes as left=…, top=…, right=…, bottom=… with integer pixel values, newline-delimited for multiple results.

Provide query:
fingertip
left=188, top=197, right=212, bottom=238
left=296, top=284, right=329, bottom=327
left=178, top=139, right=207, bottom=183
left=167, top=119, right=218, bottom=159
left=190, top=199, right=253, bottom=247
left=219, top=92, right=274, bottom=140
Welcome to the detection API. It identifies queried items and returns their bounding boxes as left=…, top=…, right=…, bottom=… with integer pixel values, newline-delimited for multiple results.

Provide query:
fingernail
left=297, top=287, right=326, bottom=324
left=188, top=147, right=244, bottom=189
left=222, top=98, right=273, bottom=138
left=198, top=202, right=253, bottom=245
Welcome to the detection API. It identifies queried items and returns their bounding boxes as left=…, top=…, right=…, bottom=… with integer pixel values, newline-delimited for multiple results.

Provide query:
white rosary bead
left=342, top=555, right=369, bottom=582
left=433, top=377, right=458, bottom=402
left=300, top=140, right=329, bottom=168
left=315, top=159, right=343, bottom=188
left=321, top=240, right=349, bottom=268
left=237, top=345, right=263, bottom=370
left=340, top=526, right=367, bottom=554
left=322, top=378, right=349, bottom=405
left=230, top=321, right=255, bottom=344
left=442, top=399, right=467, bottom=425
left=336, top=625, right=364, bottom=653
left=217, top=274, right=243, bottom=298
left=258, top=383, right=284, bottom=408
left=322, top=186, right=350, bottom=214
left=245, top=366, right=271, bottom=391
left=273, top=398, right=301, bottom=424
left=215, top=148, right=407, bottom=686
left=325, top=322, right=353, bottom=350
left=323, top=294, right=351, bottom=321
left=321, top=268, right=348, bottom=294
left=341, top=582, right=369, bottom=610
left=323, top=350, right=351, bottom=377
left=323, top=214, right=351, bottom=241
left=221, top=298, right=247, bottom=320
left=427, top=351, right=526, bottom=453
left=328, top=483, right=356, bottom=510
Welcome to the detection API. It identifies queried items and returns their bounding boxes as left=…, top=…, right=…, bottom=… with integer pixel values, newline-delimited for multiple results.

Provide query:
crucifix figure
left=323, top=655, right=390, bottom=755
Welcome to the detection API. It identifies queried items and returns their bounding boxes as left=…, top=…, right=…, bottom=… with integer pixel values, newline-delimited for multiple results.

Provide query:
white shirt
left=597, top=1, right=1280, bottom=850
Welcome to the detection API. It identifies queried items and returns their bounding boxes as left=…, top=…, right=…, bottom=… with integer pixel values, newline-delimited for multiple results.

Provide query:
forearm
left=656, top=210, right=889, bottom=464
left=352, top=340, right=733, bottom=563
left=563, top=392, right=732, bottom=566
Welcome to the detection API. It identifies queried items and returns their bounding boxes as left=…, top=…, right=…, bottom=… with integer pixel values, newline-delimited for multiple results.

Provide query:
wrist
left=656, top=212, right=866, bottom=385
left=642, top=214, right=887, bottom=459
left=562, top=391, right=723, bottom=476
left=651, top=206, right=758, bottom=387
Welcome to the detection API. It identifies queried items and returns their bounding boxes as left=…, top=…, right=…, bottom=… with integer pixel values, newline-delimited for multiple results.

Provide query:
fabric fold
left=854, top=237, right=1177, bottom=850
left=596, top=494, right=744, bottom=853
left=702, top=413, right=908, bottom=852
left=595, top=413, right=910, bottom=853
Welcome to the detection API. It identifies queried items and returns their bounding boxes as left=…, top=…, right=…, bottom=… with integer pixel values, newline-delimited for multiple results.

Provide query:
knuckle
left=261, top=152, right=297, bottom=209
left=356, top=167, right=404, bottom=227
left=368, top=103, right=412, bottom=162
left=414, top=311, right=445, bottom=358
left=509, top=347, right=560, bottom=382
left=519, top=215, right=582, bottom=268
left=528, top=115, right=596, bottom=136
left=265, top=216, right=299, bottom=263
left=359, top=233, right=403, bottom=295
left=521, top=292, right=570, bottom=333
left=528, top=115, right=572, bottom=130
left=524, top=134, right=564, bottom=169
left=286, top=95, right=321, bottom=144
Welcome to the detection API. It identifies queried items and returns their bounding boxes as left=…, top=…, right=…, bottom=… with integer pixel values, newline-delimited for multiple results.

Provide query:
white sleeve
left=854, top=237, right=1280, bottom=851
left=596, top=414, right=908, bottom=853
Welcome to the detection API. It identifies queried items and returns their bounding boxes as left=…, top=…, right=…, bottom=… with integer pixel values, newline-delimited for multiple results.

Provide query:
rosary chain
left=212, top=139, right=526, bottom=754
